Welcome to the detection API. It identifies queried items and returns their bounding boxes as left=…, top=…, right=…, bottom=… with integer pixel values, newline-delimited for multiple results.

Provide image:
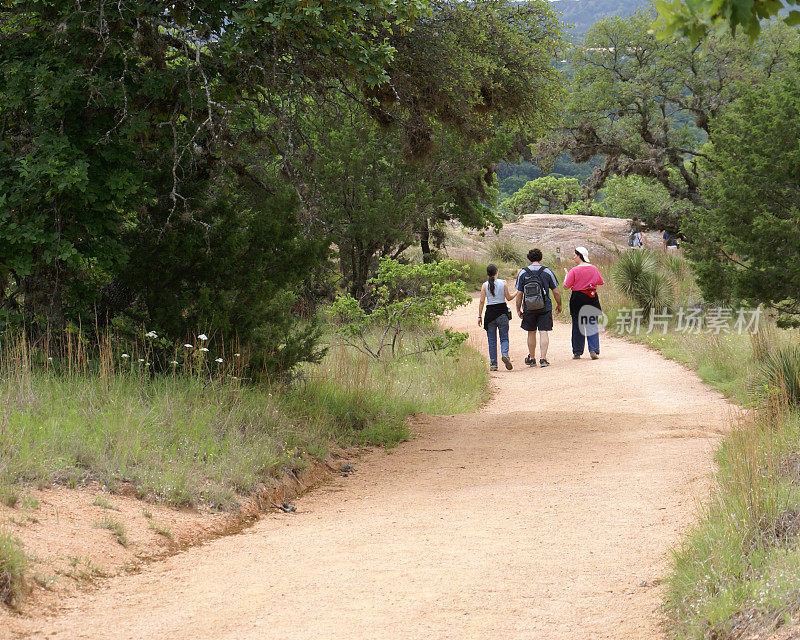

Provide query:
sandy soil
left=5, top=302, right=734, bottom=640
left=0, top=465, right=332, bottom=624
left=0, top=485, right=226, bottom=590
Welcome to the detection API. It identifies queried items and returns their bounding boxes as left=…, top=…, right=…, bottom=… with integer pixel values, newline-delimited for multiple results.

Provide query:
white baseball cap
left=575, top=246, right=590, bottom=262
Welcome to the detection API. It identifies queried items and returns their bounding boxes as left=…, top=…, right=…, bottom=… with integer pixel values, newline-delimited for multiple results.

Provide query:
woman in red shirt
left=563, top=246, right=605, bottom=359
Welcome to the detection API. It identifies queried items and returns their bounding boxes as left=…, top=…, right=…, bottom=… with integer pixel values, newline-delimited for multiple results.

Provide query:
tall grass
left=487, top=238, right=526, bottom=267
left=598, top=251, right=800, bottom=638
left=667, top=407, right=800, bottom=639
left=0, top=531, right=26, bottom=608
left=459, top=258, right=522, bottom=292
left=0, top=330, right=488, bottom=511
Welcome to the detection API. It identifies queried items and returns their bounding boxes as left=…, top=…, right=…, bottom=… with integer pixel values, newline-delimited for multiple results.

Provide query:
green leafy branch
left=330, top=258, right=470, bottom=360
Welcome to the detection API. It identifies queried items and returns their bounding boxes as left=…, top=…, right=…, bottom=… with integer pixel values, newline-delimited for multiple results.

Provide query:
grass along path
left=9, top=301, right=732, bottom=640
left=0, top=331, right=488, bottom=616
left=0, top=333, right=488, bottom=511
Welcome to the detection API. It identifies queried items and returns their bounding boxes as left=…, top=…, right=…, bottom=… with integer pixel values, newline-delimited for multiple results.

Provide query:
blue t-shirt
left=516, top=264, right=559, bottom=313
left=663, top=231, right=679, bottom=247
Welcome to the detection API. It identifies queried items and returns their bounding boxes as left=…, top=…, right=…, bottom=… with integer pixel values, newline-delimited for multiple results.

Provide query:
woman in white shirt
left=477, top=264, right=516, bottom=371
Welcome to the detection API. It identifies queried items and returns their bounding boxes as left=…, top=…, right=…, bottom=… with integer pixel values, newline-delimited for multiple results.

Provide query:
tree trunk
left=349, top=242, right=371, bottom=300
left=22, top=262, right=65, bottom=329
left=420, top=218, right=434, bottom=263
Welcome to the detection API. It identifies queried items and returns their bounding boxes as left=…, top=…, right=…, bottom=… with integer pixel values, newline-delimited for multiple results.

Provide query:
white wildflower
left=121, top=353, right=130, bottom=359
left=199, top=347, right=209, bottom=353
left=145, top=330, right=158, bottom=339
left=184, top=343, right=194, bottom=349
left=215, top=357, right=223, bottom=363
left=198, top=333, right=208, bottom=341
left=170, top=360, right=179, bottom=365
left=138, top=358, right=145, bottom=362
left=234, top=353, right=241, bottom=357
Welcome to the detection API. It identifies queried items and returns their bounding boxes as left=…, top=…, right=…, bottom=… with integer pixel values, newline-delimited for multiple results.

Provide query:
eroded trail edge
left=8, top=302, right=733, bottom=640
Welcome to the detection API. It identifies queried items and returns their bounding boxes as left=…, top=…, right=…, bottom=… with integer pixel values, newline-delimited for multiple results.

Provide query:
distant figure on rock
left=478, top=264, right=516, bottom=372
left=515, top=248, right=562, bottom=368
left=663, top=231, right=680, bottom=252
left=628, top=219, right=649, bottom=249
left=563, top=246, right=604, bottom=360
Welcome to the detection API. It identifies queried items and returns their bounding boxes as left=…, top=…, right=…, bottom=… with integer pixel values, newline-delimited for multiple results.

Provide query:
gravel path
left=9, top=301, right=734, bottom=640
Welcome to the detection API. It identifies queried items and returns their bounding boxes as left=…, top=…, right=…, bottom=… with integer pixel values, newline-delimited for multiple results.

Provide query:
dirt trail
left=8, top=303, right=734, bottom=640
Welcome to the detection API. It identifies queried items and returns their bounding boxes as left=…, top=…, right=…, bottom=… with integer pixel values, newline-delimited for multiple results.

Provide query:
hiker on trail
left=663, top=231, right=680, bottom=252
left=515, top=248, right=561, bottom=368
left=478, top=264, right=516, bottom=372
left=563, top=246, right=604, bottom=360
left=628, top=219, right=648, bottom=249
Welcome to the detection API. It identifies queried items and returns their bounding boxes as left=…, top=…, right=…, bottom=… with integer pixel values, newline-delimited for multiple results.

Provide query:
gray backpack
left=521, top=267, right=549, bottom=312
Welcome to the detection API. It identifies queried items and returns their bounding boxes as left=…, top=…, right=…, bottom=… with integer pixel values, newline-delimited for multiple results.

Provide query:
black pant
left=569, top=291, right=602, bottom=355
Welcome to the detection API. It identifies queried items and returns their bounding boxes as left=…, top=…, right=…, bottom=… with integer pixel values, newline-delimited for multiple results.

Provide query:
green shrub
left=331, top=258, right=469, bottom=360
left=564, top=200, right=605, bottom=216
left=637, top=269, right=674, bottom=316
left=0, top=531, right=27, bottom=607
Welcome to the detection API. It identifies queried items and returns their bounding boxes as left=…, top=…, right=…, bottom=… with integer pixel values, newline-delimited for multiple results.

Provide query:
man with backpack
left=515, top=248, right=562, bottom=368
left=662, top=230, right=680, bottom=251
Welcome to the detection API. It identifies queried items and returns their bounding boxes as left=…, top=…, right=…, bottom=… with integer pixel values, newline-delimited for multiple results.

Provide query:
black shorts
left=521, top=309, right=553, bottom=332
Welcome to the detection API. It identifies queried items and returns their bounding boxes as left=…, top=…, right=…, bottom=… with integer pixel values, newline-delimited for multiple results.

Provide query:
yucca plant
left=638, top=270, right=674, bottom=316
left=662, top=252, right=690, bottom=281
left=612, top=250, right=673, bottom=316
left=612, top=249, right=656, bottom=299
left=759, top=344, right=800, bottom=405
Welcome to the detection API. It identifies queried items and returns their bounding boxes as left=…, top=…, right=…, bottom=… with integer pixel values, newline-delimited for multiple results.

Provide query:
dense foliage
left=501, top=176, right=580, bottom=216
left=496, top=154, right=603, bottom=200
left=685, top=59, right=800, bottom=323
left=0, top=0, right=564, bottom=375
left=598, top=175, right=678, bottom=227
left=540, top=11, right=797, bottom=216
left=551, top=0, right=648, bottom=37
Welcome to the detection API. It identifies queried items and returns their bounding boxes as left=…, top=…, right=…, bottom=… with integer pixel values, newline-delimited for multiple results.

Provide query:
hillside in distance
left=550, top=0, right=649, bottom=36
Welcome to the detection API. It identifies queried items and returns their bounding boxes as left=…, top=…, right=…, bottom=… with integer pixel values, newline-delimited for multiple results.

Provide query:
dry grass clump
left=0, top=531, right=27, bottom=608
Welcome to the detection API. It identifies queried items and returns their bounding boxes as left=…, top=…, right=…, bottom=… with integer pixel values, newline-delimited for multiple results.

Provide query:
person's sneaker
left=524, top=355, right=536, bottom=367
left=589, top=351, right=599, bottom=360
left=573, top=354, right=581, bottom=359
left=489, top=364, right=498, bottom=371
left=539, top=358, right=550, bottom=368
left=502, top=355, right=513, bottom=370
